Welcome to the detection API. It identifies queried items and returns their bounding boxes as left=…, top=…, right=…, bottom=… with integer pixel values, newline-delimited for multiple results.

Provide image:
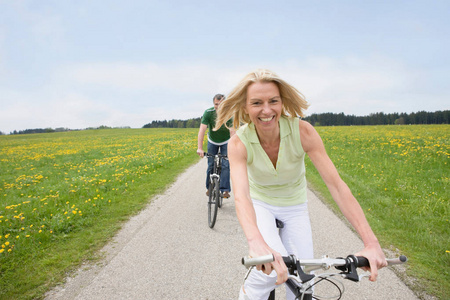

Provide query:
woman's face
left=245, top=81, right=283, bottom=130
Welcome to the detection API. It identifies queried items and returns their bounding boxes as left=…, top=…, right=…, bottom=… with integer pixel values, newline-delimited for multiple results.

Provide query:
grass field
left=0, top=128, right=199, bottom=299
left=0, top=125, right=448, bottom=299
left=304, top=124, right=449, bottom=299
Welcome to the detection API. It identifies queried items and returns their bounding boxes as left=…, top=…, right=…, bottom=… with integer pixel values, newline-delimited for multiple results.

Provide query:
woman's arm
left=299, top=120, right=387, bottom=281
left=228, top=135, right=287, bottom=284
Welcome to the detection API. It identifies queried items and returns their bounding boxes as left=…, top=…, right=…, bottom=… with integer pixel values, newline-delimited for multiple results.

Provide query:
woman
left=214, top=69, right=387, bottom=299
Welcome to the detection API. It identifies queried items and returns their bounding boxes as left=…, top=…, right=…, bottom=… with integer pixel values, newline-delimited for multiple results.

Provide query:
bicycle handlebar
left=241, top=254, right=274, bottom=268
left=242, top=254, right=407, bottom=269
left=242, top=254, right=408, bottom=295
left=204, top=152, right=228, bottom=159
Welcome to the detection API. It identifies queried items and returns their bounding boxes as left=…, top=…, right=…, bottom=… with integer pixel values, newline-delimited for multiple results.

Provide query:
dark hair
left=213, top=94, right=225, bottom=101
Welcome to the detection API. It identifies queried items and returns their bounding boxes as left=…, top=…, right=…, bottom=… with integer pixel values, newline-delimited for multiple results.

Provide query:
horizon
left=3, top=109, right=447, bottom=134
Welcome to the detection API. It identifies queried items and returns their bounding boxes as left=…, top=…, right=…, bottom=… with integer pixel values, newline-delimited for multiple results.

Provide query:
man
left=197, top=94, right=234, bottom=198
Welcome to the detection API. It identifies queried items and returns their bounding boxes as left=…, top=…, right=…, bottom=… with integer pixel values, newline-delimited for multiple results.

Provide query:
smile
left=259, top=116, right=274, bottom=122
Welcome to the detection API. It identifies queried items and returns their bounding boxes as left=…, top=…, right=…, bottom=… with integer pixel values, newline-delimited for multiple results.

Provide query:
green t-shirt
left=236, top=116, right=307, bottom=206
left=201, top=107, right=232, bottom=145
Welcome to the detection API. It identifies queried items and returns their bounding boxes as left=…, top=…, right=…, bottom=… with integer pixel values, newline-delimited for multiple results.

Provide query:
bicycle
left=204, top=151, right=228, bottom=228
left=242, top=253, right=407, bottom=300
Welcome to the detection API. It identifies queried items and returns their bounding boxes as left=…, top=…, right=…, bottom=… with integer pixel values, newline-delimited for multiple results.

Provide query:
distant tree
left=186, top=119, right=195, bottom=128
left=395, top=117, right=405, bottom=125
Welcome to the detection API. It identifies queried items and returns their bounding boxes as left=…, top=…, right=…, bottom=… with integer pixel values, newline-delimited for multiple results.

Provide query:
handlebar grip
left=355, top=256, right=370, bottom=268
left=355, top=255, right=408, bottom=268
left=242, top=254, right=274, bottom=268
left=387, top=255, right=408, bottom=265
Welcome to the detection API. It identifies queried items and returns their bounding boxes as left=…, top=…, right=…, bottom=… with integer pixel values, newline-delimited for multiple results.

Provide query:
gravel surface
left=45, top=159, right=418, bottom=300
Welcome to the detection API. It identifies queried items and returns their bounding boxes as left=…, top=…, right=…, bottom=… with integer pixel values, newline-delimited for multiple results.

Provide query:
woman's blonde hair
left=214, top=69, right=309, bottom=131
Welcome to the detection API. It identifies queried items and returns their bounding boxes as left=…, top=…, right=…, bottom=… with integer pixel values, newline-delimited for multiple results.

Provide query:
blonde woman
left=215, top=69, right=387, bottom=299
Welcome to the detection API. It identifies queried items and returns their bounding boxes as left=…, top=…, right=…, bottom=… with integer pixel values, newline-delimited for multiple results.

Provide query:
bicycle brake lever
left=358, top=273, right=370, bottom=281
left=295, top=260, right=315, bottom=283
left=339, top=255, right=360, bottom=282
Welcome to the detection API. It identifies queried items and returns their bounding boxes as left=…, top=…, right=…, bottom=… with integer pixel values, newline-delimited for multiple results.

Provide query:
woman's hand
left=248, top=239, right=288, bottom=285
left=356, top=242, right=387, bottom=281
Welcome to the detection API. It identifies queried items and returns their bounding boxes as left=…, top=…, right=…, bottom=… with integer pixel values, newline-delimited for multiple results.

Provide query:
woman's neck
left=255, top=125, right=280, bottom=147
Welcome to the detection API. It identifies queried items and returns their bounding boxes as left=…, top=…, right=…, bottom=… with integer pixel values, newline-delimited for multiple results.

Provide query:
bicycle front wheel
left=208, top=177, right=219, bottom=228
left=218, top=190, right=223, bottom=208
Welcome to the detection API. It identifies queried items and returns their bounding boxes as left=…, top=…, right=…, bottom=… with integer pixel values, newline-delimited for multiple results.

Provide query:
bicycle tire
left=218, top=191, right=223, bottom=208
left=208, top=177, right=219, bottom=228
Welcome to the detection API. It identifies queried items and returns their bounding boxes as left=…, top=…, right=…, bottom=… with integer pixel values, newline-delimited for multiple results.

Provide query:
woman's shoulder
left=229, top=134, right=249, bottom=160
left=299, top=119, right=314, bottom=133
left=298, top=120, right=321, bottom=152
left=235, top=123, right=251, bottom=140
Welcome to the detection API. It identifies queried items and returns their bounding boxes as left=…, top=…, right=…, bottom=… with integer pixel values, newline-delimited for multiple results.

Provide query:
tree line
left=142, top=118, right=202, bottom=128
left=143, top=110, right=449, bottom=128
left=4, top=125, right=130, bottom=135
left=3, top=110, right=447, bottom=135
left=303, top=110, right=449, bottom=126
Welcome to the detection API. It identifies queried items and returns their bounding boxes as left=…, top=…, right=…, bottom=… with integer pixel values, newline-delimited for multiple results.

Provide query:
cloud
left=1, top=54, right=442, bottom=133
left=62, top=62, right=231, bottom=94
left=271, top=55, right=418, bottom=115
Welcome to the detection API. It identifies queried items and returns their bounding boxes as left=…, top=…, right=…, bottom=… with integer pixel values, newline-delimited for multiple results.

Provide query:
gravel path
left=45, top=159, right=417, bottom=300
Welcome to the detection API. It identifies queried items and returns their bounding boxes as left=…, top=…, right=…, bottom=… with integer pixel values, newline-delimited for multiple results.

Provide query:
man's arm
left=197, top=123, right=208, bottom=158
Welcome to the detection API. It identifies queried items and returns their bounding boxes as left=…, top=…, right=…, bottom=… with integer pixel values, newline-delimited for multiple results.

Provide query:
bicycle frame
left=210, top=154, right=222, bottom=184
left=205, top=151, right=228, bottom=196
left=204, top=151, right=228, bottom=228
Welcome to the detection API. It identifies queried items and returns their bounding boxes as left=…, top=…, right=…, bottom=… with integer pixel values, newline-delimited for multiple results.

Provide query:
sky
left=0, top=0, right=449, bottom=133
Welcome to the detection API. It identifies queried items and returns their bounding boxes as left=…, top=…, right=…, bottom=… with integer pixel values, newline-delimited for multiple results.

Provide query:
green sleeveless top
left=236, top=116, right=307, bottom=206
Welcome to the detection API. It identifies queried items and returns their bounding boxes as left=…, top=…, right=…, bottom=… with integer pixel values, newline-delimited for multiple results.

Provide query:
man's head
left=213, top=94, right=225, bottom=110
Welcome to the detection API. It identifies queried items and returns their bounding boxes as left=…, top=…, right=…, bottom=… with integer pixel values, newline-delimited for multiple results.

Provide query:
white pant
left=242, top=200, right=314, bottom=300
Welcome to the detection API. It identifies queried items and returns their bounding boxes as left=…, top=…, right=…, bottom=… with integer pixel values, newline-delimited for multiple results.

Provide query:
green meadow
left=0, top=128, right=199, bottom=299
left=305, top=124, right=449, bottom=299
left=0, top=124, right=448, bottom=299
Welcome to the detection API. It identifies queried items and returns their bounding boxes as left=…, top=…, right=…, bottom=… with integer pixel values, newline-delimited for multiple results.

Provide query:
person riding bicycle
left=197, top=94, right=234, bottom=198
left=214, top=69, right=387, bottom=300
